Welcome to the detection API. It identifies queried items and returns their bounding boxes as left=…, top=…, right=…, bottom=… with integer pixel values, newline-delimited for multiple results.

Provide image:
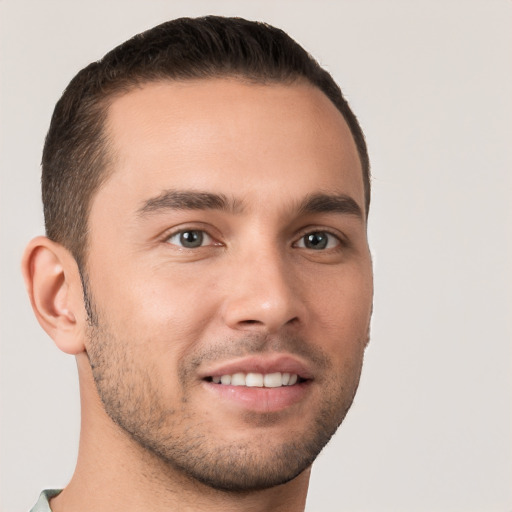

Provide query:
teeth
left=231, top=372, right=245, bottom=386
left=246, top=373, right=263, bottom=387
left=211, top=372, right=300, bottom=387
left=263, top=372, right=282, bottom=388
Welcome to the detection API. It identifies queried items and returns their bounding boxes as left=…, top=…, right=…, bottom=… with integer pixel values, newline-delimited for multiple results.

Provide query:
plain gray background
left=1, top=1, right=511, bottom=511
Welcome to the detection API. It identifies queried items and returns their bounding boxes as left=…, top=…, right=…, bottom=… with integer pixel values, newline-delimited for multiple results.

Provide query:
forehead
left=99, top=78, right=364, bottom=214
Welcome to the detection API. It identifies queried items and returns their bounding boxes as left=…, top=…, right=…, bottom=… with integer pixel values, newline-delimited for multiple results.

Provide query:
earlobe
left=22, top=236, right=86, bottom=355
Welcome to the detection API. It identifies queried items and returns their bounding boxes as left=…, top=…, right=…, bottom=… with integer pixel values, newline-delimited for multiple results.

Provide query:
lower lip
left=202, top=380, right=312, bottom=413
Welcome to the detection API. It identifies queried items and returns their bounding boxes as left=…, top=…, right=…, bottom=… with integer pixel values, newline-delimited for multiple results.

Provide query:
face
left=83, top=79, right=373, bottom=491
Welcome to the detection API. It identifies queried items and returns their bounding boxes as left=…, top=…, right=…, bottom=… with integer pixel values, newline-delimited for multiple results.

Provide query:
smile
left=207, top=372, right=300, bottom=387
left=201, top=360, right=313, bottom=412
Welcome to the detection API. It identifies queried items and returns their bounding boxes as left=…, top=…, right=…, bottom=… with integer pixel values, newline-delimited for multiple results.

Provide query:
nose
left=221, top=248, right=305, bottom=334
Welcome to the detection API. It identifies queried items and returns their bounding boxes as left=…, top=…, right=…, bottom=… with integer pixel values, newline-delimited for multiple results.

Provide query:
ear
left=22, top=236, right=87, bottom=355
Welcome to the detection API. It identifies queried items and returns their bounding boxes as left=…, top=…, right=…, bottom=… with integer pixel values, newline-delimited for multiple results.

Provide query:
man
left=22, top=16, right=373, bottom=512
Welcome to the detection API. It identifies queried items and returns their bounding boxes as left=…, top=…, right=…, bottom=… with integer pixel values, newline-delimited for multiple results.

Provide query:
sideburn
left=78, top=265, right=99, bottom=327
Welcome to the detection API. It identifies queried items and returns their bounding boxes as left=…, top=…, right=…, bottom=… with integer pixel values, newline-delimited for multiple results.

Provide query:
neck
left=51, top=357, right=310, bottom=512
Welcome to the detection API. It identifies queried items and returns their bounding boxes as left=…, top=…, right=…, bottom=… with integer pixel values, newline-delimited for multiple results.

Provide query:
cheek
left=308, top=264, right=372, bottom=358
left=88, top=258, right=221, bottom=357
left=310, top=261, right=373, bottom=323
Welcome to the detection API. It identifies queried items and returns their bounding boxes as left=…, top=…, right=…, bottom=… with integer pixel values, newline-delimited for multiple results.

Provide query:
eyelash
left=293, top=230, right=343, bottom=251
left=164, top=229, right=218, bottom=249
left=163, top=227, right=345, bottom=252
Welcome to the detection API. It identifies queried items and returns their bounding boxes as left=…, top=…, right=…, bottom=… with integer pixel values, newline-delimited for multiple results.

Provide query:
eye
left=166, top=229, right=214, bottom=249
left=295, top=231, right=340, bottom=250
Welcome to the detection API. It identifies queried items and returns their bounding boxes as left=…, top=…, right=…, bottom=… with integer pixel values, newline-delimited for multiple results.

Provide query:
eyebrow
left=297, top=193, right=363, bottom=219
left=137, top=190, right=244, bottom=216
left=137, top=189, right=363, bottom=219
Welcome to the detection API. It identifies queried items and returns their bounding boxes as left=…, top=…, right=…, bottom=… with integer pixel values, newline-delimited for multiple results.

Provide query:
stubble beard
left=83, top=287, right=365, bottom=493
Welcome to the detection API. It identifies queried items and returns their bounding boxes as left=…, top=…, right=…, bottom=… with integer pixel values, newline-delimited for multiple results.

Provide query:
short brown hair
left=42, top=16, right=370, bottom=268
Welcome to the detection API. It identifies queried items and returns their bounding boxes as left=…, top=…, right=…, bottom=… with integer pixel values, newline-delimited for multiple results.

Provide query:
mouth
left=199, top=356, right=313, bottom=413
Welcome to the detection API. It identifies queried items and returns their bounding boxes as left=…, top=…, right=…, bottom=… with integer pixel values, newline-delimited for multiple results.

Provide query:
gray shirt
left=30, top=490, right=61, bottom=512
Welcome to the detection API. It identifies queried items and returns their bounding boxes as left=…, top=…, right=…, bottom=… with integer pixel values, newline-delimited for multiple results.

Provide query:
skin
left=23, top=79, right=373, bottom=512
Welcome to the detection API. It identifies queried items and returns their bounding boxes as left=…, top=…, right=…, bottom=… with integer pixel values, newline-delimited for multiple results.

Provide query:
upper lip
left=198, top=354, right=314, bottom=380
